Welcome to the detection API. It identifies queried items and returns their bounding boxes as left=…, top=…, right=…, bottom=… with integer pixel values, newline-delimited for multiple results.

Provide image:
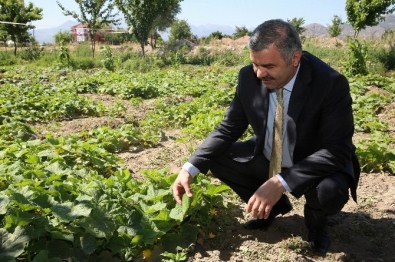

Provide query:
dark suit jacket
left=189, top=51, right=360, bottom=201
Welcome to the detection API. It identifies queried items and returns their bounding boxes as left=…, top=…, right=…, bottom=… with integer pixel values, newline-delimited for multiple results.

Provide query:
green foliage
left=20, top=44, right=43, bottom=61
left=70, top=57, right=96, bottom=70
left=57, top=0, right=119, bottom=57
left=0, top=0, right=43, bottom=55
left=0, top=72, right=106, bottom=123
left=356, top=132, right=395, bottom=174
left=115, top=0, right=183, bottom=55
left=54, top=30, right=72, bottom=44
left=0, top=44, right=394, bottom=261
left=287, top=17, right=306, bottom=35
left=343, top=38, right=368, bottom=76
left=0, top=50, right=17, bottom=66
left=102, top=45, right=115, bottom=71
left=327, top=15, right=343, bottom=39
left=209, top=31, right=225, bottom=40
left=348, top=74, right=395, bottom=174
left=169, top=19, right=192, bottom=43
left=376, top=45, right=395, bottom=71
left=233, top=26, right=250, bottom=39
left=58, top=43, right=71, bottom=68
left=346, top=0, right=395, bottom=37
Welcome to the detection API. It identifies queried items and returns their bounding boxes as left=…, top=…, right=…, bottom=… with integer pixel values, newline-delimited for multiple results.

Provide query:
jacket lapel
left=287, top=56, right=312, bottom=123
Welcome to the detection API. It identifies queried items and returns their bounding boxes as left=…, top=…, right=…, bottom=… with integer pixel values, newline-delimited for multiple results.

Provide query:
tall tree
left=0, top=0, right=42, bottom=55
left=168, top=19, right=191, bottom=43
left=346, top=0, right=395, bottom=37
left=57, top=0, right=119, bottom=57
left=149, top=1, right=181, bottom=49
left=233, top=26, right=250, bottom=39
left=327, top=15, right=343, bottom=44
left=287, top=17, right=306, bottom=35
left=115, top=0, right=183, bottom=55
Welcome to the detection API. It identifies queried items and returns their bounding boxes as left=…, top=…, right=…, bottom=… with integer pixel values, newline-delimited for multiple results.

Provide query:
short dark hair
left=248, top=19, right=302, bottom=64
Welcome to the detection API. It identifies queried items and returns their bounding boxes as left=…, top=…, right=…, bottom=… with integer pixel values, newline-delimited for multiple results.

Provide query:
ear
left=292, top=51, right=302, bottom=67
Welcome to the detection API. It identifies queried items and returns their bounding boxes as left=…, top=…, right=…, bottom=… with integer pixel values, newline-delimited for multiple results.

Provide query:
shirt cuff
left=276, top=174, right=291, bottom=192
left=182, top=162, right=200, bottom=178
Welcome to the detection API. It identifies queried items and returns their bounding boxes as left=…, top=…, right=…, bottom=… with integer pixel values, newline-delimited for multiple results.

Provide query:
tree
left=54, top=31, right=72, bottom=44
left=149, top=1, right=181, bottom=49
left=233, top=26, right=250, bottom=39
left=327, top=15, right=343, bottom=44
left=346, top=0, right=395, bottom=37
left=57, top=0, right=119, bottom=57
left=168, top=19, right=191, bottom=43
left=115, top=0, right=183, bottom=55
left=0, top=26, right=8, bottom=48
left=0, top=0, right=42, bottom=55
left=287, top=17, right=306, bottom=35
left=209, top=31, right=224, bottom=40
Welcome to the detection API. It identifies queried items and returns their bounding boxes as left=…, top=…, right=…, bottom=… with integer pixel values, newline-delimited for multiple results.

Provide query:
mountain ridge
left=34, top=14, right=395, bottom=44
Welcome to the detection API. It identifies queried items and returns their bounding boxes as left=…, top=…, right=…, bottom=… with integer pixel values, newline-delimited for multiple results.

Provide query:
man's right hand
left=172, top=169, right=193, bottom=204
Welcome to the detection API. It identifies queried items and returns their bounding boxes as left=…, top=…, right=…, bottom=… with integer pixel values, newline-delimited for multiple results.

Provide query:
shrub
left=70, top=57, right=96, bottom=70
left=376, top=45, right=395, bottom=71
left=102, top=46, right=115, bottom=71
left=342, top=38, right=368, bottom=76
left=20, top=45, right=43, bottom=61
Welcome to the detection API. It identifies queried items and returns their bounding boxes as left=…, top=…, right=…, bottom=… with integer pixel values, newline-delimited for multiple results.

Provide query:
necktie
left=269, top=88, right=283, bottom=177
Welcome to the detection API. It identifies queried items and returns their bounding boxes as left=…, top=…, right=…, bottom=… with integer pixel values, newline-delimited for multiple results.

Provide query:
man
left=172, top=19, right=360, bottom=254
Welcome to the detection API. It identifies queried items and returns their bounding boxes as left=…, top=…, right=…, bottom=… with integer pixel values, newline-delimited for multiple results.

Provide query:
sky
left=27, top=0, right=348, bottom=30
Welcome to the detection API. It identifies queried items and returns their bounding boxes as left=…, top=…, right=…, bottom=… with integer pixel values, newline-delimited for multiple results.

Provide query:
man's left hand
left=245, top=176, right=286, bottom=219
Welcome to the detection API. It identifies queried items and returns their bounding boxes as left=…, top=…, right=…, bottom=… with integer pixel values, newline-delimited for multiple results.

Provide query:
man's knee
left=317, top=175, right=351, bottom=215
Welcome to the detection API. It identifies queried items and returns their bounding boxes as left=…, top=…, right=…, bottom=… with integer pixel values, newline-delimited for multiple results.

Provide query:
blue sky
left=28, top=0, right=347, bottom=29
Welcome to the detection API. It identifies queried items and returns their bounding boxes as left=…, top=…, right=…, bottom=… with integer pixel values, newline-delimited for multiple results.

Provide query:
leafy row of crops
left=0, top=65, right=394, bottom=261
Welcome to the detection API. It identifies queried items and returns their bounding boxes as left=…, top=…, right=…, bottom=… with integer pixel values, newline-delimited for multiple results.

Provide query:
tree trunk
left=13, top=39, right=17, bottom=56
left=140, top=40, right=145, bottom=56
left=89, top=30, right=96, bottom=58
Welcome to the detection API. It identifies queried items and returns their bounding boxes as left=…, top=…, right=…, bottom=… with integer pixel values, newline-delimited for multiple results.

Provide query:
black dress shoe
left=243, top=194, right=293, bottom=230
left=308, top=229, right=331, bottom=254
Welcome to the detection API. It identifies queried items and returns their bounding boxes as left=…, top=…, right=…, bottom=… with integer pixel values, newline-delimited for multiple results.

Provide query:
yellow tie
left=269, top=88, right=283, bottom=177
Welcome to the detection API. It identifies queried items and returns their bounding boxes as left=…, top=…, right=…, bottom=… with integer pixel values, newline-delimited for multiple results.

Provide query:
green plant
left=376, top=44, right=395, bottom=71
left=161, top=246, right=188, bottom=262
left=343, top=38, right=368, bottom=76
left=58, top=42, right=70, bottom=67
left=20, top=45, right=43, bottom=61
left=102, top=45, right=115, bottom=71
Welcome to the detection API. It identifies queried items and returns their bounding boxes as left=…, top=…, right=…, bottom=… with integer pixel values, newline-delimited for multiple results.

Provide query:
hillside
left=34, top=14, right=395, bottom=44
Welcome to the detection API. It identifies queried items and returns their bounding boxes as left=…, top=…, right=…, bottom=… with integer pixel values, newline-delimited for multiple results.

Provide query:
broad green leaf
left=139, top=202, right=167, bottom=214
left=71, top=203, right=92, bottom=218
left=51, top=202, right=74, bottom=222
left=205, top=184, right=229, bottom=196
left=182, top=194, right=190, bottom=215
left=25, top=154, right=39, bottom=164
left=79, top=235, right=97, bottom=255
left=32, top=250, right=48, bottom=262
left=45, top=162, right=66, bottom=175
left=169, top=205, right=183, bottom=221
left=0, top=226, right=30, bottom=258
left=79, top=209, right=115, bottom=239
left=169, top=194, right=190, bottom=221
left=0, top=193, right=9, bottom=215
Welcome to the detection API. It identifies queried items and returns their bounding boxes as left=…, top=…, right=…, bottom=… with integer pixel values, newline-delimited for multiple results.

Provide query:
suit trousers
left=206, top=140, right=352, bottom=228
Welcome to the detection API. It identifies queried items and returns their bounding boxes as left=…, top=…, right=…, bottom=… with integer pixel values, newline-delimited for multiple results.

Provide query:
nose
left=256, top=67, right=268, bottom=79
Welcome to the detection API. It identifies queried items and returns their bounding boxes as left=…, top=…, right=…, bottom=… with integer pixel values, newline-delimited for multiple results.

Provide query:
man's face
left=250, top=44, right=301, bottom=90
